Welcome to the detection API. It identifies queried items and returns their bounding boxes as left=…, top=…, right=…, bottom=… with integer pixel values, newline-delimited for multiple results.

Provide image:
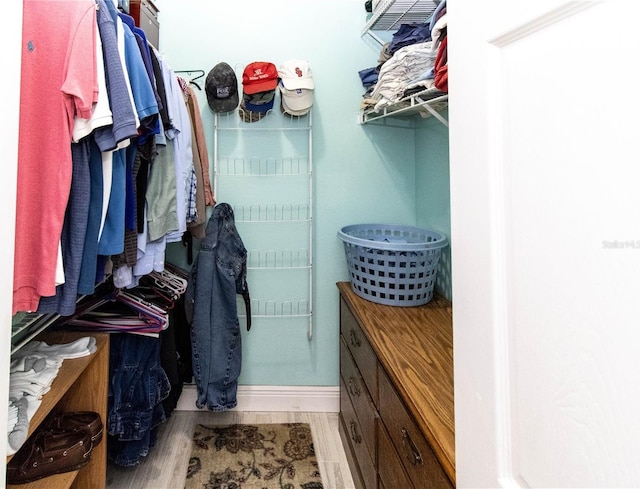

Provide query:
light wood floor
left=106, top=410, right=356, bottom=489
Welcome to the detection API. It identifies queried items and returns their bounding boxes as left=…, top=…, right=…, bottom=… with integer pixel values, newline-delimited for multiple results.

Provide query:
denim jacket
left=185, top=203, right=250, bottom=411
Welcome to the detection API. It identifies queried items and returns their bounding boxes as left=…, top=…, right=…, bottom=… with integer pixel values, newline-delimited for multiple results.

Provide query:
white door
left=449, top=1, right=640, bottom=487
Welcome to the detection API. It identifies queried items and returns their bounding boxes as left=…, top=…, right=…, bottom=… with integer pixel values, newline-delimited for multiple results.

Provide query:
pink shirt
left=14, top=0, right=98, bottom=314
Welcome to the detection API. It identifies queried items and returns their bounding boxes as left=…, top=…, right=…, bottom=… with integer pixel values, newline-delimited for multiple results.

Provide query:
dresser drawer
left=379, top=368, right=452, bottom=489
left=339, top=417, right=366, bottom=489
left=340, top=377, right=377, bottom=489
left=340, top=298, right=378, bottom=405
left=378, top=422, right=414, bottom=489
left=340, top=338, right=377, bottom=459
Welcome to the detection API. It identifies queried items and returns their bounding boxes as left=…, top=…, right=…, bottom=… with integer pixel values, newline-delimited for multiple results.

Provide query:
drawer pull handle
left=348, top=378, right=361, bottom=397
left=401, top=428, right=423, bottom=466
left=349, top=330, right=361, bottom=348
left=350, top=421, right=362, bottom=444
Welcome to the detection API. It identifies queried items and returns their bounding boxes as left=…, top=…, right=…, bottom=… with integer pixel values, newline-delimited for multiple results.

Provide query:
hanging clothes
left=12, top=0, right=202, bottom=469
left=37, top=139, right=92, bottom=316
left=180, top=81, right=204, bottom=238
left=163, top=65, right=194, bottom=245
left=15, top=0, right=212, bottom=312
left=180, top=77, right=215, bottom=208
left=107, top=333, right=170, bottom=467
left=185, top=203, right=251, bottom=411
left=14, top=0, right=98, bottom=314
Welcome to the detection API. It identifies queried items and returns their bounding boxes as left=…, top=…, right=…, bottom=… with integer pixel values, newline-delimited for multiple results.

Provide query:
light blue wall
left=416, top=113, right=451, bottom=300
left=155, top=0, right=449, bottom=386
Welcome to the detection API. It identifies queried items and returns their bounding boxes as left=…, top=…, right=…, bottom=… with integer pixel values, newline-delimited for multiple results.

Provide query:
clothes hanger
left=148, top=269, right=188, bottom=297
left=114, top=289, right=168, bottom=324
left=127, top=280, right=176, bottom=310
left=164, top=262, right=189, bottom=280
left=61, top=286, right=168, bottom=333
left=175, top=70, right=205, bottom=90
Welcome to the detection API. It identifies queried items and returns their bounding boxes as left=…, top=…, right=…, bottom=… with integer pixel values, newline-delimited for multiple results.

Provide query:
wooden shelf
left=7, top=470, right=78, bottom=489
left=6, top=331, right=110, bottom=489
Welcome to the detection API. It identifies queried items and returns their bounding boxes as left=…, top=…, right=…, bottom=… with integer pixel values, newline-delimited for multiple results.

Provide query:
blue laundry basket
left=337, top=224, right=448, bottom=307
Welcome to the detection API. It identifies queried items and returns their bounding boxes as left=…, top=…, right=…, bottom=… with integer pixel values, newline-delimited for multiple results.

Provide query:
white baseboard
left=175, top=384, right=340, bottom=413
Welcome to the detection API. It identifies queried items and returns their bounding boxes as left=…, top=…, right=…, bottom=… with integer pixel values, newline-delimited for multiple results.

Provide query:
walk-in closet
left=5, top=1, right=640, bottom=488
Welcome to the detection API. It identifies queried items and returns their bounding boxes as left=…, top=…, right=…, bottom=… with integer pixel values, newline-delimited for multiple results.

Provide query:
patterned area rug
left=185, top=423, right=324, bottom=489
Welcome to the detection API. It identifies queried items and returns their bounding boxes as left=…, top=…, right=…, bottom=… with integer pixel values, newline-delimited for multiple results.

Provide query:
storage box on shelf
left=129, top=0, right=159, bottom=48
left=337, top=281, right=454, bottom=489
left=6, top=331, right=109, bottom=489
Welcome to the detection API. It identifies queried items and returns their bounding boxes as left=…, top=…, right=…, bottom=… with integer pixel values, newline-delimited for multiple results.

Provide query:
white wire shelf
left=217, top=156, right=310, bottom=177
left=362, top=0, right=439, bottom=44
left=247, top=249, right=311, bottom=270
left=232, top=204, right=310, bottom=223
left=215, top=109, right=312, bottom=131
left=359, top=91, right=448, bottom=126
left=214, top=101, right=314, bottom=340
left=11, top=312, right=61, bottom=355
left=359, top=0, right=448, bottom=125
left=239, top=299, right=311, bottom=319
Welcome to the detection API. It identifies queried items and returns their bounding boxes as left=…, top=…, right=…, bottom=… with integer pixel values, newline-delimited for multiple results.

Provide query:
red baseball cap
left=242, top=61, right=278, bottom=94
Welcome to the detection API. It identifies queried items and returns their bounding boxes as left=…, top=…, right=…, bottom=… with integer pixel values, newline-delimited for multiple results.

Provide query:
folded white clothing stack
left=14, top=336, right=97, bottom=361
left=369, top=41, right=437, bottom=111
left=7, top=336, right=96, bottom=455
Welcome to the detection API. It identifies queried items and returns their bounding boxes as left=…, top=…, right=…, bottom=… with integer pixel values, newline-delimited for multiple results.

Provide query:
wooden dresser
left=337, top=282, right=455, bottom=489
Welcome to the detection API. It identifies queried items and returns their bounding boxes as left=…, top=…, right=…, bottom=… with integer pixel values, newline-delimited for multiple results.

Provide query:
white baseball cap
left=278, top=59, right=314, bottom=91
left=278, top=83, right=313, bottom=116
